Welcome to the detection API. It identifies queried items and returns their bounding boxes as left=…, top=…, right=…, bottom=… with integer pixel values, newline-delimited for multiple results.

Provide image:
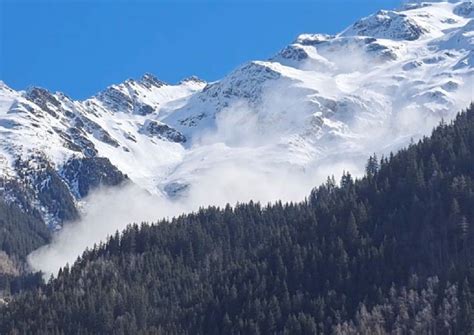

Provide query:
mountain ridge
left=0, top=0, right=472, bottom=234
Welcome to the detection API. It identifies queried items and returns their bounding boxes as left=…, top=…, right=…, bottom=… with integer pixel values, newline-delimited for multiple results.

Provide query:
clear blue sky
left=1, top=0, right=401, bottom=99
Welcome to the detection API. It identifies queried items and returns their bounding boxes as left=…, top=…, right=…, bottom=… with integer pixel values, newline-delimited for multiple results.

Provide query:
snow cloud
left=28, top=159, right=361, bottom=278
left=28, top=91, right=365, bottom=277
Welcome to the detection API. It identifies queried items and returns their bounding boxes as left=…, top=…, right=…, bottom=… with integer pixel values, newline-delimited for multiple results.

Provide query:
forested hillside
left=1, top=104, right=473, bottom=334
left=0, top=179, right=51, bottom=294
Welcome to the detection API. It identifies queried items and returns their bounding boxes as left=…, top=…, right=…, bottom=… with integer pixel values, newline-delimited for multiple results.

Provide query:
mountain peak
left=0, top=81, right=13, bottom=93
left=342, top=9, right=428, bottom=41
left=295, top=34, right=334, bottom=46
left=140, top=73, right=166, bottom=89
left=180, top=75, right=206, bottom=85
left=25, top=86, right=61, bottom=108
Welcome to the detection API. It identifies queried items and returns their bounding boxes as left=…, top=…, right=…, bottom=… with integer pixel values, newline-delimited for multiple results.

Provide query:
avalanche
left=0, top=0, right=472, bottom=227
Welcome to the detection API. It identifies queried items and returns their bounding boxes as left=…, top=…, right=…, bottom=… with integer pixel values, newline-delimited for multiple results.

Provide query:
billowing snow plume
left=0, top=1, right=470, bottom=276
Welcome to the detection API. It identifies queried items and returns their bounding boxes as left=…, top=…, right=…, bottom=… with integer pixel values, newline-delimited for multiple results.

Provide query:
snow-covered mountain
left=0, top=1, right=472, bottom=228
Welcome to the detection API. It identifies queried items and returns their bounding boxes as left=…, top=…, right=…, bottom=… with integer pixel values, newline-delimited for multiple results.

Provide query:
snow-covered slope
left=160, top=1, right=472, bottom=195
left=0, top=75, right=205, bottom=226
left=0, top=1, right=472, bottom=227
